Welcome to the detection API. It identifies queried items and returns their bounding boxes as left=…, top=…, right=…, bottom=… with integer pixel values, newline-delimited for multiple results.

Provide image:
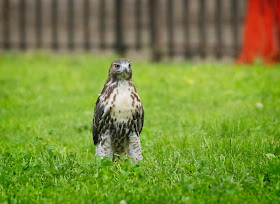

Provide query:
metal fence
left=0, top=0, right=247, bottom=61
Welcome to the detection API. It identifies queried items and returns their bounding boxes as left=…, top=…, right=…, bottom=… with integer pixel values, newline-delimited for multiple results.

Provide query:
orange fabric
left=237, top=0, right=280, bottom=64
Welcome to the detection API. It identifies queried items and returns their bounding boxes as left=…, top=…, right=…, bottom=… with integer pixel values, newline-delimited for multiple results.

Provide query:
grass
left=0, top=53, right=280, bottom=203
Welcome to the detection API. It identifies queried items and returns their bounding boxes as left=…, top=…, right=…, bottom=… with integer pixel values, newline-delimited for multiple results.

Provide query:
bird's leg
left=95, top=134, right=113, bottom=160
left=128, top=133, right=143, bottom=162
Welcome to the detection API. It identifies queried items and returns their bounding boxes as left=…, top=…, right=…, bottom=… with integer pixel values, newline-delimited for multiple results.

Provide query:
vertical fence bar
left=135, top=0, right=141, bottom=50
left=68, top=0, right=74, bottom=50
left=115, top=0, right=125, bottom=54
left=183, top=0, right=190, bottom=58
left=19, top=0, right=26, bottom=50
left=231, top=0, right=239, bottom=57
left=167, top=0, right=174, bottom=57
left=149, top=0, right=161, bottom=61
left=215, top=0, right=222, bottom=58
left=3, top=0, right=10, bottom=49
left=99, top=0, right=106, bottom=49
left=198, top=0, right=206, bottom=58
left=52, top=0, right=58, bottom=49
left=35, top=0, right=42, bottom=48
left=149, top=0, right=155, bottom=47
left=84, top=0, right=90, bottom=50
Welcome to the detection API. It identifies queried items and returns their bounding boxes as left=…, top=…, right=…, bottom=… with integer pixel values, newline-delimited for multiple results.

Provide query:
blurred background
left=0, top=0, right=247, bottom=61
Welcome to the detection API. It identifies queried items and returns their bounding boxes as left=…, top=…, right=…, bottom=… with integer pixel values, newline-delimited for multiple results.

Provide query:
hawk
left=92, top=58, right=144, bottom=162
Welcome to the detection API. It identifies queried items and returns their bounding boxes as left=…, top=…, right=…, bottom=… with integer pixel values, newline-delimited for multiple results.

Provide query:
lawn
left=0, top=53, right=280, bottom=203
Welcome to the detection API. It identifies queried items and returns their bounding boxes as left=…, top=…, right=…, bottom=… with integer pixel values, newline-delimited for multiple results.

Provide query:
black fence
left=0, top=0, right=246, bottom=61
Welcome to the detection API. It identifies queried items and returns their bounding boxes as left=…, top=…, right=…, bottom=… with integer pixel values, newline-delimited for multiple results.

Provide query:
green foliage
left=0, top=53, right=280, bottom=203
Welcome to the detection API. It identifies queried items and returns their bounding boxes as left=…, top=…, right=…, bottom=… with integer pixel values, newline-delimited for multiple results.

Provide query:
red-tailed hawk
left=92, top=59, right=144, bottom=162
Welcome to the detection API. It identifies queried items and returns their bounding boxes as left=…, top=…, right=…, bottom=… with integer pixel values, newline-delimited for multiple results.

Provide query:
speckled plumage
left=92, top=59, right=144, bottom=162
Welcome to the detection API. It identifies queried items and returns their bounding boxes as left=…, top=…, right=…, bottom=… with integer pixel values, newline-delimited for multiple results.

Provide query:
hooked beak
left=117, top=67, right=130, bottom=80
left=123, top=68, right=128, bottom=73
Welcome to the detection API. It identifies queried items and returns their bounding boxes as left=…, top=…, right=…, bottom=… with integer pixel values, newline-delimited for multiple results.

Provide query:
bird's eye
left=115, top=64, right=120, bottom=68
left=129, top=64, right=131, bottom=68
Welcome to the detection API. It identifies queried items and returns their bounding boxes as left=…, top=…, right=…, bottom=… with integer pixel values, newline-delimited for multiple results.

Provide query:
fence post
left=115, top=0, right=125, bottom=55
left=149, top=0, right=162, bottom=61
left=3, top=0, right=10, bottom=49
left=52, top=0, right=58, bottom=50
left=84, top=0, right=90, bottom=50
left=35, top=0, right=42, bottom=49
left=19, top=0, right=26, bottom=50
left=67, top=0, right=74, bottom=50
left=183, top=0, right=191, bottom=58
left=215, top=0, right=223, bottom=58
left=198, top=0, right=206, bottom=58
left=231, top=0, right=239, bottom=58
left=135, top=0, right=142, bottom=50
left=167, top=0, right=174, bottom=58
left=99, top=0, right=106, bottom=49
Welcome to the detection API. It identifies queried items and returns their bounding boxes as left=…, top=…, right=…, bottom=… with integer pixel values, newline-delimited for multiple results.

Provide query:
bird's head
left=109, top=58, right=132, bottom=81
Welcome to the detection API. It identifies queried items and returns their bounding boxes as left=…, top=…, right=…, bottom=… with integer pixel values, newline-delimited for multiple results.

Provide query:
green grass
left=0, top=53, right=280, bottom=203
